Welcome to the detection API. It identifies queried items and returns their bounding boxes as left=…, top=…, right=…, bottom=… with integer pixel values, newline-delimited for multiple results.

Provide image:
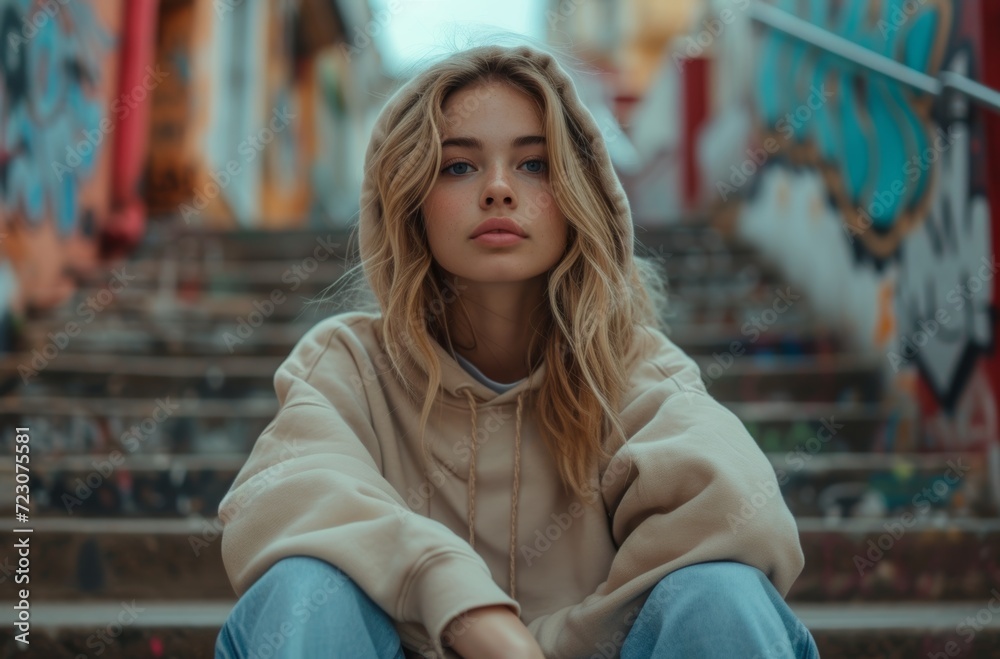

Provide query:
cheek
left=537, top=191, right=565, bottom=230
left=421, top=193, right=445, bottom=234
left=424, top=187, right=466, bottom=226
left=552, top=220, right=569, bottom=250
left=523, top=187, right=559, bottom=223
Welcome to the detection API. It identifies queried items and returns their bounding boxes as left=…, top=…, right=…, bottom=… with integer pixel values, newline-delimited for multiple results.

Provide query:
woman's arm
left=526, top=329, right=805, bottom=657
left=219, top=317, right=520, bottom=658
left=444, top=605, right=545, bottom=659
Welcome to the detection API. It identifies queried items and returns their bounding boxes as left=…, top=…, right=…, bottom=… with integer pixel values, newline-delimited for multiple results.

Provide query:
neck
left=441, top=275, right=548, bottom=382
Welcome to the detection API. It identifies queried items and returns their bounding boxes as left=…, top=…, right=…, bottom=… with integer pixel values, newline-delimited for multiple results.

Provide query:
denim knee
left=646, top=561, right=818, bottom=659
left=217, top=556, right=408, bottom=659
left=640, top=560, right=785, bottom=631
left=251, top=556, right=380, bottom=619
left=222, top=555, right=396, bottom=643
left=658, top=561, right=769, bottom=597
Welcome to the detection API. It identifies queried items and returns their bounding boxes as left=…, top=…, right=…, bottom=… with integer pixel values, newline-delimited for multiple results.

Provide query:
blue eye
left=443, top=162, right=471, bottom=175
left=523, top=159, right=547, bottom=173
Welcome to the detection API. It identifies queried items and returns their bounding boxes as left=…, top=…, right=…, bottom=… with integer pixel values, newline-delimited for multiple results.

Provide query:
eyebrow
left=441, top=135, right=546, bottom=149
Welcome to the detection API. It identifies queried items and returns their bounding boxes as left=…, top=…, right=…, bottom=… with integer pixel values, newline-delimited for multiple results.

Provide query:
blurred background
left=1, top=0, right=999, bottom=657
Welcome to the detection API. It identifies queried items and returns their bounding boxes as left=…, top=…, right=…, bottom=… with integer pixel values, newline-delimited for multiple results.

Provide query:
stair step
left=3, top=352, right=882, bottom=403
left=3, top=518, right=996, bottom=603
left=0, top=607, right=997, bottom=657
left=17, top=320, right=304, bottom=357
left=40, top=284, right=815, bottom=330
left=0, top=397, right=893, bottom=456
left=0, top=601, right=996, bottom=659
left=0, top=450, right=974, bottom=475
left=128, top=221, right=744, bottom=260
left=15, top=316, right=848, bottom=360
left=80, top=251, right=777, bottom=286
left=0, top=611, right=220, bottom=658
left=11, top=213, right=983, bottom=658
left=71, top=264, right=788, bottom=298
left=802, top=603, right=1000, bottom=659
left=4, top=600, right=999, bottom=631
left=3, top=452, right=990, bottom=518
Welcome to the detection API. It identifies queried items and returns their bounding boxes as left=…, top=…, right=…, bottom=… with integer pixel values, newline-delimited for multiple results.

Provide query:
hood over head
left=359, top=42, right=635, bottom=278
left=361, top=42, right=634, bottom=601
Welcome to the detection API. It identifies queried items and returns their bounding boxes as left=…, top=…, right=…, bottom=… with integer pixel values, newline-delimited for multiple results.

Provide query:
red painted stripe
left=977, top=0, right=1000, bottom=448
left=106, top=0, right=160, bottom=255
left=682, top=57, right=709, bottom=211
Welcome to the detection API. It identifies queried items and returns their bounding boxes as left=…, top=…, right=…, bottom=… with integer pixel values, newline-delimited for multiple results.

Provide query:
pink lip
left=472, top=232, right=526, bottom=247
left=470, top=217, right=527, bottom=238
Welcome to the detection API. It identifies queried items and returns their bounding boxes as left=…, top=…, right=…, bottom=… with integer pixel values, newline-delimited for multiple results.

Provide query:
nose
left=480, top=165, right=516, bottom=209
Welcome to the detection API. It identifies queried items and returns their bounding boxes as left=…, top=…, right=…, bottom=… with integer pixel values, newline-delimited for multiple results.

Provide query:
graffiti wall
left=0, top=0, right=161, bottom=348
left=0, top=0, right=368, bottom=347
left=146, top=0, right=321, bottom=229
left=310, top=0, right=389, bottom=226
left=0, top=0, right=122, bottom=323
left=712, top=0, right=997, bottom=451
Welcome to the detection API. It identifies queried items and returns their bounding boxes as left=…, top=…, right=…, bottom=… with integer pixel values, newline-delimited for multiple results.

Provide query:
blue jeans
left=215, top=556, right=819, bottom=658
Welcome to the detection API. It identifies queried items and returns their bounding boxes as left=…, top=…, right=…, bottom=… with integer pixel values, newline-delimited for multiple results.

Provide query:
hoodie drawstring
left=461, top=388, right=525, bottom=600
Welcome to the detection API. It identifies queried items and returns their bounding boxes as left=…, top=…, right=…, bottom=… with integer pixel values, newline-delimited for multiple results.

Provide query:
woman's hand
left=443, top=604, right=545, bottom=659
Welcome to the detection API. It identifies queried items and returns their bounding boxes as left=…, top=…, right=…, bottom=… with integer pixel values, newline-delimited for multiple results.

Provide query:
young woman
left=214, top=43, right=819, bottom=659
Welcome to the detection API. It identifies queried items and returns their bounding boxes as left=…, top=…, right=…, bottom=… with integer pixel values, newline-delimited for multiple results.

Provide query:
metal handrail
left=749, top=1, right=1000, bottom=113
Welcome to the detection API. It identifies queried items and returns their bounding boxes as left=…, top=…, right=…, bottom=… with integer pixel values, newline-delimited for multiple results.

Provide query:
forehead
left=440, top=82, right=544, bottom=135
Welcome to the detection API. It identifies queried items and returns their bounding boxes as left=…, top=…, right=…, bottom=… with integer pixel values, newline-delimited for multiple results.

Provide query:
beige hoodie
left=219, top=311, right=804, bottom=658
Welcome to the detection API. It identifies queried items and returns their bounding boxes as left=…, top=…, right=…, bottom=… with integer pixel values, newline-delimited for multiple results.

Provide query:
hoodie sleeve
left=218, top=318, right=520, bottom=657
left=526, top=328, right=804, bottom=658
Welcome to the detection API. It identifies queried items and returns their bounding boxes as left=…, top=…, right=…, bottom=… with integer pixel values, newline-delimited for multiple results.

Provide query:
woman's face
left=421, top=81, right=568, bottom=287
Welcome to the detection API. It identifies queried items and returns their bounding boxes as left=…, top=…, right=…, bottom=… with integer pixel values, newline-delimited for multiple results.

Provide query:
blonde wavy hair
left=327, top=43, right=669, bottom=502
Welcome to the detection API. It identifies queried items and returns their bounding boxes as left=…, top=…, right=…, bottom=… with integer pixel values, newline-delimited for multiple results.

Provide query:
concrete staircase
left=1, top=221, right=998, bottom=658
